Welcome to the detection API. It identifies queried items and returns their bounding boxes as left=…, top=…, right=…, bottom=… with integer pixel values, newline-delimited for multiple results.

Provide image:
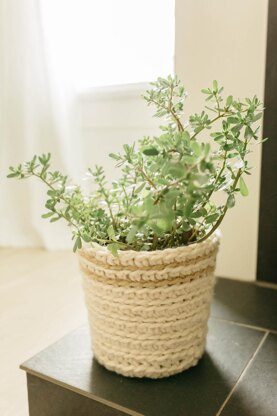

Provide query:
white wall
left=175, top=0, right=268, bottom=280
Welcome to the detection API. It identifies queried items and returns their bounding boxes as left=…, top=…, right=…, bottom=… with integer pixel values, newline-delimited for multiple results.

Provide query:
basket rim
left=78, top=230, right=221, bottom=265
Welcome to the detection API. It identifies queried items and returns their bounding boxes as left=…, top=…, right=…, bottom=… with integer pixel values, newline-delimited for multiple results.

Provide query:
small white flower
left=65, top=185, right=77, bottom=192
left=233, top=157, right=244, bottom=169
left=82, top=171, right=93, bottom=181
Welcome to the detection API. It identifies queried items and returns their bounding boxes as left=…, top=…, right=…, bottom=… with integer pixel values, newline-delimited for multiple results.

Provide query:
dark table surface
left=21, top=278, right=277, bottom=416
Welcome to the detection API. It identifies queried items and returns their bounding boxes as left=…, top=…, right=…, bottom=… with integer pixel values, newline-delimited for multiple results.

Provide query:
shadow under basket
left=77, top=231, right=220, bottom=379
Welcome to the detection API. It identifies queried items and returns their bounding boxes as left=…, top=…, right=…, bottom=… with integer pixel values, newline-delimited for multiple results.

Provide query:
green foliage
left=7, top=75, right=266, bottom=254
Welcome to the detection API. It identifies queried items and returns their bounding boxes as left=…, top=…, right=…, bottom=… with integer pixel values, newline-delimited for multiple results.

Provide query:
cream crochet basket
left=77, top=231, right=220, bottom=379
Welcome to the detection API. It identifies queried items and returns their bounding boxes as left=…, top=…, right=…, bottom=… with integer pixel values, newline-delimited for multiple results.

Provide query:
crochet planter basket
left=78, top=231, right=220, bottom=379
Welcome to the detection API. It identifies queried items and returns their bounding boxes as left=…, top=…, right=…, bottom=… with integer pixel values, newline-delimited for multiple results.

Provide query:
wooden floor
left=0, top=248, right=87, bottom=416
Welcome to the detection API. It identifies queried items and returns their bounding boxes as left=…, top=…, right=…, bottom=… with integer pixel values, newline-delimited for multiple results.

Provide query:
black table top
left=21, top=278, right=277, bottom=416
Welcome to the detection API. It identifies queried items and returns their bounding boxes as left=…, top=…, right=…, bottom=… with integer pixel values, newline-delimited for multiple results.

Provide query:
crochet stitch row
left=78, top=231, right=220, bottom=378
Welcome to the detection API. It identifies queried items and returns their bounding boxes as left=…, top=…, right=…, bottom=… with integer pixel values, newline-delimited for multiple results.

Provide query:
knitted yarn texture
left=78, top=231, right=220, bottom=378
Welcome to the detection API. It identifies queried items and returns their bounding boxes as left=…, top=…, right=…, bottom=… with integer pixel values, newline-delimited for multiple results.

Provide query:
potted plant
left=8, top=76, right=265, bottom=378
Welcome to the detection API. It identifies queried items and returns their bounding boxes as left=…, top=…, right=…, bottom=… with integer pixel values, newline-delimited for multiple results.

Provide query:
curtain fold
left=0, top=0, right=84, bottom=249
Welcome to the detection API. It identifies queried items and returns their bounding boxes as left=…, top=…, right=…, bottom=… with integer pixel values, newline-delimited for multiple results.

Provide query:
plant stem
left=196, top=138, right=249, bottom=243
left=122, top=185, right=129, bottom=212
left=196, top=171, right=241, bottom=243
left=95, top=178, right=117, bottom=228
left=188, top=149, right=228, bottom=242
left=149, top=97, right=184, bottom=132
left=152, top=233, right=158, bottom=249
left=169, top=83, right=184, bottom=132
left=190, top=107, right=249, bottom=141
left=190, top=113, right=225, bottom=140
left=32, top=171, right=82, bottom=232
left=138, top=166, right=157, bottom=190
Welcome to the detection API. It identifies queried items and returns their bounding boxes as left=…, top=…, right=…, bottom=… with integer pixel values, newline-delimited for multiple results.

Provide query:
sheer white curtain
left=0, top=0, right=84, bottom=248
left=0, top=0, right=174, bottom=249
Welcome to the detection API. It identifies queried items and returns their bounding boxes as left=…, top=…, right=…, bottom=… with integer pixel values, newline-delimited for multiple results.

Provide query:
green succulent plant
left=7, top=75, right=266, bottom=255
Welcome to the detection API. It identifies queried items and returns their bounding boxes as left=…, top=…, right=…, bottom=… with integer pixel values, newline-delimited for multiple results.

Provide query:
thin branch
left=196, top=138, right=249, bottom=243
left=149, top=96, right=184, bottom=132
left=138, top=166, right=157, bottom=190
left=31, top=171, right=82, bottom=233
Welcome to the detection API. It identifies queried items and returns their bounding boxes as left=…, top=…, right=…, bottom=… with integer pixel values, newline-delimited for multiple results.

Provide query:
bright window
left=40, top=0, right=175, bottom=90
